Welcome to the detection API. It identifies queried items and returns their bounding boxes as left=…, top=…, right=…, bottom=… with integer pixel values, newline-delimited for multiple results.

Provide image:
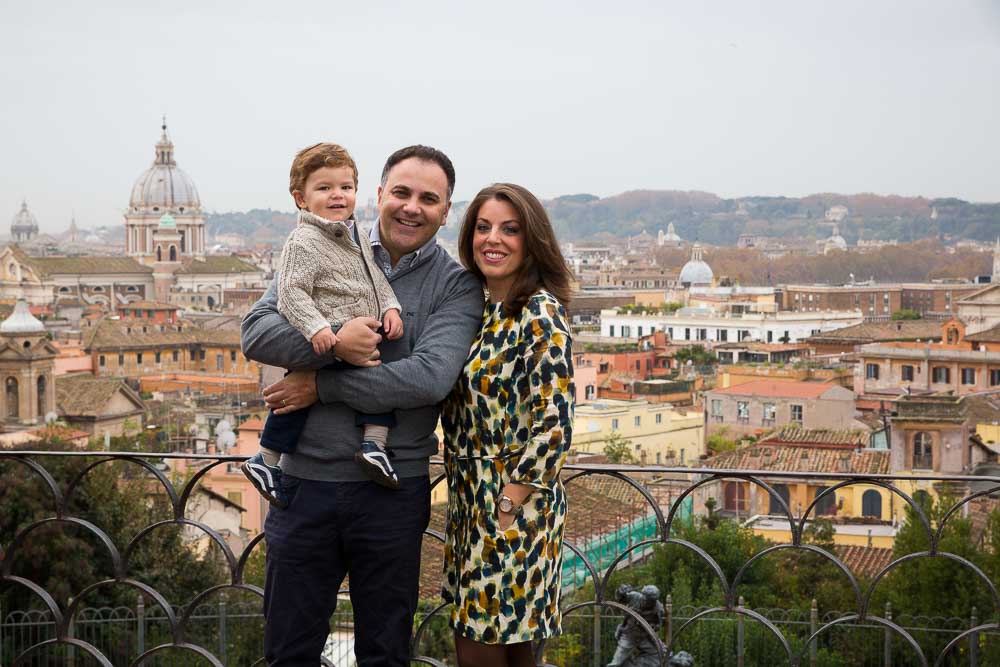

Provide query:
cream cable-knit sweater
left=278, top=210, right=401, bottom=341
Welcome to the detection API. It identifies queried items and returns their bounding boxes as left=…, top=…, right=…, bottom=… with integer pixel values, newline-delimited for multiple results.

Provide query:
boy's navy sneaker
left=355, top=441, right=400, bottom=489
left=242, top=453, right=288, bottom=508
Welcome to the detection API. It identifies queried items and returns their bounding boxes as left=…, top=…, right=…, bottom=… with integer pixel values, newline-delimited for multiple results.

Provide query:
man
left=241, top=145, right=483, bottom=666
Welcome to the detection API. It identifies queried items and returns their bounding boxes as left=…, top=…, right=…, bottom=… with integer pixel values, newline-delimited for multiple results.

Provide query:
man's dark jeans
left=263, top=475, right=431, bottom=666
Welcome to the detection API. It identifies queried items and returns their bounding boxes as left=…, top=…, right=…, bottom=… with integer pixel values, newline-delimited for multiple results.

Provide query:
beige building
left=573, top=398, right=704, bottom=466
left=705, top=380, right=856, bottom=440
left=55, top=373, right=146, bottom=438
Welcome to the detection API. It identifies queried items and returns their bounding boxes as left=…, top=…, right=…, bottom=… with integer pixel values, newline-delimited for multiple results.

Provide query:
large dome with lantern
left=128, top=121, right=201, bottom=213
left=678, top=243, right=714, bottom=287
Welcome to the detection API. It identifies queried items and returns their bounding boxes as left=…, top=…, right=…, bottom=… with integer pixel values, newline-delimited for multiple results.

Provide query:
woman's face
left=471, top=197, right=525, bottom=302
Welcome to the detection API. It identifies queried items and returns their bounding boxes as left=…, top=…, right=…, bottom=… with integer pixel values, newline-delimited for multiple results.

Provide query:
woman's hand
left=498, top=510, right=516, bottom=530
left=263, top=370, right=318, bottom=415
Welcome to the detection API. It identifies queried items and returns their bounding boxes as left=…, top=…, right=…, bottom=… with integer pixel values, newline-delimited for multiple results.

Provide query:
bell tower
left=0, top=299, right=58, bottom=425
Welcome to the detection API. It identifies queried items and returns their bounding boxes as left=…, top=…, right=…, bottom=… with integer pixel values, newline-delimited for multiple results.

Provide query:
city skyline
left=2, top=1, right=999, bottom=232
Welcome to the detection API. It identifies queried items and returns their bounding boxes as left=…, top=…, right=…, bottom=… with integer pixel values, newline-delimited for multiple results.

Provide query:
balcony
left=2, top=450, right=1000, bottom=666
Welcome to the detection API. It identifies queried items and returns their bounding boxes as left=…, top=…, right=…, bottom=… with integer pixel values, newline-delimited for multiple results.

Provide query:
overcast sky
left=2, top=1, right=999, bottom=232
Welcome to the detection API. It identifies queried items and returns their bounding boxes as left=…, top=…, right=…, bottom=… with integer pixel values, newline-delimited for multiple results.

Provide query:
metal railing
left=2, top=450, right=1000, bottom=666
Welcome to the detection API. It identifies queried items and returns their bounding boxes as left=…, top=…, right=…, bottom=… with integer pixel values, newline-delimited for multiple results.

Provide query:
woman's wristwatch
left=498, top=494, right=523, bottom=515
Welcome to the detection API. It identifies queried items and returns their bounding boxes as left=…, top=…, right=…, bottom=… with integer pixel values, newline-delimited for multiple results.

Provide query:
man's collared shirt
left=369, top=222, right=437, bottom=277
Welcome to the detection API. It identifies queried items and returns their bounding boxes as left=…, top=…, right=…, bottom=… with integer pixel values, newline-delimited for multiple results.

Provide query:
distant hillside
left=206, top=208, right=297, bottom=244
left=206, top=192, right=1000, bottom=246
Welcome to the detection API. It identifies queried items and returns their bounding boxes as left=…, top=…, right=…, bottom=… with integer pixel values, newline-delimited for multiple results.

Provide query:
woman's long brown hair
left=459, top=183, right=573, bottom=317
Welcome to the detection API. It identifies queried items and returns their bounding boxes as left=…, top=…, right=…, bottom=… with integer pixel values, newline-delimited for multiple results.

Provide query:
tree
left=891, top=309, right=921, bottom=320
left=706, top=427, right=738, bottom=454
left=675, top=345, right=716, bottom=366
left=603, top=432, right=638, bottom=464
left=0, top=438, right=226, bottom=611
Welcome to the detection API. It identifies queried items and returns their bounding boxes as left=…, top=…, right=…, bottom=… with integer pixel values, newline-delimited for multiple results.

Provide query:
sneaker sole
left=354, top=452, right=400, bottom=489
left=241, top=461, right=289, bottom=509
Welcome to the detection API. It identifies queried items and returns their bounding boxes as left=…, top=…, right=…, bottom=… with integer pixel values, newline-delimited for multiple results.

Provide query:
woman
left=441, top=183, right=575, bottom=667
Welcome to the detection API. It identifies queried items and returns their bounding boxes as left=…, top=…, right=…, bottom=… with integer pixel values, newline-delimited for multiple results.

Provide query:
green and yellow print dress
left=441, top=289, right=574, bottom=645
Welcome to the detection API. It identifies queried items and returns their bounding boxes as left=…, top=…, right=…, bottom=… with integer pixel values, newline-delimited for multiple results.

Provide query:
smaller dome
left=663, top=222, right=681, bottom=242
left=679, top=243, right=714, bottom=286
left=11, top=200, right=39, bottom=235
left=158, top=213, right=177, bottom=229
left=1, top=299, right=45, bottom=334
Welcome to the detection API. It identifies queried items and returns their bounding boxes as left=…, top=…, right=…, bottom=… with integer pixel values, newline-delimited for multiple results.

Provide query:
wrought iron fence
left=2, top=449, right=1000, bottom=666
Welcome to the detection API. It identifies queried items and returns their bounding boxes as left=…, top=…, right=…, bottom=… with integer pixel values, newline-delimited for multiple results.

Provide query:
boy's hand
left=383, top=309, right=404, bottom=340
left=333, top=317, right=382, bottom=366
left=311, top=326, right=338, bottom=355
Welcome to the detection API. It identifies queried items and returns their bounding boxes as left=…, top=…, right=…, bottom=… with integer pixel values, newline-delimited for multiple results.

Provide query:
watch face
left=499, top=497, right=513, bottom=512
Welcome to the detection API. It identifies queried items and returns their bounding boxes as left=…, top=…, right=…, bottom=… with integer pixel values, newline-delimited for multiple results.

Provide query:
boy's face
left=293, top=166, right=357, bottom=222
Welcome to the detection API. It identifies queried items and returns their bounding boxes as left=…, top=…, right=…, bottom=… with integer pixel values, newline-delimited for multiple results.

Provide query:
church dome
left=679, top=243, right=714, bottom=286
left=128, top=121, right=201, bottom=212
left=663, top=222, right=681, bottom=242
left=11, top=200, right=39, bottom=239
left=0, top=299, right=45, bottom=334
left=824, top=224, right=847, bottom=252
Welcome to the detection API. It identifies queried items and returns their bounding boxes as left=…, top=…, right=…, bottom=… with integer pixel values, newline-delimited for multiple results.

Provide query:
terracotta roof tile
left=966, top=323, right=1000, bottom=343
left=84, top=318, right=241, bottom=350
left=711, top=380, right=843, bottom=399
left=832, top=544, right=893, bottom=578
left=703, top=442, right=889, bottom=475
left=805, top=320, right=943, bottom=344
left=56, top=373, right=145, bottom=417
left=760, top=425, right=870, bottom=448
left=174, top=255, right=261, bottom=274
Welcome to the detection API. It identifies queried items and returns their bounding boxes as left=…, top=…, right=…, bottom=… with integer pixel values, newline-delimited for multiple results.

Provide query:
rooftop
left=710, top=380, right=845, bottom=399
left=703, top=442, right=890, bottom=475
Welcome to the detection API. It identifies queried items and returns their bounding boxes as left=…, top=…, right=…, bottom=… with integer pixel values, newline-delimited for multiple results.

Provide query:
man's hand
left=383, top=309, right=404, bottom=341
left=263, top=370, right=319, bottom=415
left=333, top=317, right=383, bottom=366
left=311, top=326, right=338, bottom=355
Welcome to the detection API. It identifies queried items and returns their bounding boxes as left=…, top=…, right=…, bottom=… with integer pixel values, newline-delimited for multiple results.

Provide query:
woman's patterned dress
left=441, top=290, right=574, bottom=644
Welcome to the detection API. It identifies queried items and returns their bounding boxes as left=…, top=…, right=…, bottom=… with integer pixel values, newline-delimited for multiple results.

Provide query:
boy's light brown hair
left=289, top=143, right=358, bottom=207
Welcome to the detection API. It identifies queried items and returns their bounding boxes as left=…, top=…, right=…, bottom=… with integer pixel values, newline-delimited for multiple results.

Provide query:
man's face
left=377, top=158, right=451, bottom=264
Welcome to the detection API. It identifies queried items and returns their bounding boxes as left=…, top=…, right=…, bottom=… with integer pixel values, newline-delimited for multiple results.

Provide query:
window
left=137, top=352, right=143, bottom=364
left=932, top=366, right=951, bottom=384
left=118, top=353, right=124, bottom=366
left=736, top=401, right=749, bottom=424
left=698, top=328, right=707, bottom=340
left=866, top=363, right=880, bottom=380
left=902, top=365, right=914, bottom=381
left=637, top=326, right=643, bottom=338
left=230, top=350, right=237, bottom=362
left=99, top=355, right=105, bottom=367
left=862, top=490, right=882, bottom=518
left=611, top=418, right=619, bottom=430
left=191, top=350, right=197, bottom=360
left=608, top=325, right=615, bottom=337
left=791, top=404, right=803, bottom=423
left=814, top=486, right=836, bottom=516
left=217, top=354, right=224, bottom=370
left=718, top=329, right=727, bottom=342
left=200, top=350, right=206, bottom=361
left=655, top=413, right=662, bottom=424
left=762, top=403, right=776, bottom=426
left=913, top=432, right=933, bottom=469
left=622, top=326, right=631, bottom=337
left=172, top=350, right=179, bottom=362
left=684, top=328, right=691, bottom=340
left=667, top=327, right=673, bottom=339
left=634, top=416, right=641, bottom=427
left=710, top=399, right=723, bottom=423
left=961, top=368, right=976, bottom=385
left=155, top=351, right=161, bottom=363
left=585, top=385, right=596, bottom=400
left=767, top=331, right=773, bottom=343
left=991, top=369, right=1000, bottom=386
left=635, top=360, right=641, bottom=371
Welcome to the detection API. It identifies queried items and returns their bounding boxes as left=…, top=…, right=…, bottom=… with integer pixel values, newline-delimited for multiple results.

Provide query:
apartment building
left=704, top=380, right=856, bottom=440
left=573, top=398, right=704, bottom=466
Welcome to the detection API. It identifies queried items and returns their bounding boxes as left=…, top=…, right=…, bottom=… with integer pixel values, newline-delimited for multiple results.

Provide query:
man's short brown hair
left=289, top=143, right=358, bottom=205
